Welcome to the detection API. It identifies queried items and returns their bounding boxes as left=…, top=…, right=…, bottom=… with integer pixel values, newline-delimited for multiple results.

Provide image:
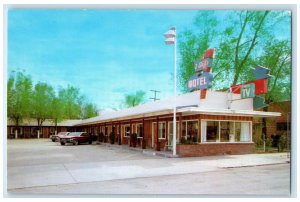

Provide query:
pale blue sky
left=8, top=9, right=291, bottom=110
left=8, top=9, right=199, bottom=110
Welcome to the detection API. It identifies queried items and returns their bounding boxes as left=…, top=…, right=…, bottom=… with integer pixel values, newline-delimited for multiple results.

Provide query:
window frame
left=123, top=124, right=131, bottom=137
left=152, top=121, right=167, bottom=140
left=201, top=119, right=252, bottom=144
left=181, top=119, right=199, bottom=141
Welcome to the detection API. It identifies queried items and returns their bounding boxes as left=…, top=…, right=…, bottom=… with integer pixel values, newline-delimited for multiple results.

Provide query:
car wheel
left=52, top=139, right=55, bottom=142
left=88, top=140, right=92, bottom=144
left=73, top=140, right=78, bottom=145
left=60, top=142, right=65, bottom=145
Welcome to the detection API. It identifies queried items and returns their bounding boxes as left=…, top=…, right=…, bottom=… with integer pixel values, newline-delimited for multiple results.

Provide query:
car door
left=80, top=133, right=89, bottom=143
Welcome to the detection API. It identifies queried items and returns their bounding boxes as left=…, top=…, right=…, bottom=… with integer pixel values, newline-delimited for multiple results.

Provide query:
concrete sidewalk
left=8, top=151, right=289, bottom=190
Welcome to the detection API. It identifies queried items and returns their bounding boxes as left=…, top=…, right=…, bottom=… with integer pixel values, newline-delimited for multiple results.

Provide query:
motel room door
left=152, top=122, right=158, bottom=148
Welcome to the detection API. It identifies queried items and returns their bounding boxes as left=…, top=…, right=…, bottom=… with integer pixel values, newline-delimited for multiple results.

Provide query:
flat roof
left=75, top=90, right=280, bottom=126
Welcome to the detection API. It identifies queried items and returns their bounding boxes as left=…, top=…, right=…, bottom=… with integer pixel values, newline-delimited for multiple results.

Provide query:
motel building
left=7, top=90, right=281, bottom=157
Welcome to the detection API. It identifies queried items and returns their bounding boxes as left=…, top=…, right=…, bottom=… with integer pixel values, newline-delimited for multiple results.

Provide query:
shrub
left=109, top=132, right=115, bottom=144
left=255, top=137, right=264, bottom=147
left=279, top=135, right=287, bottom=151
left=265, top=138, right=272, bottom=151
left=130, top=133, right=138, bottom=147
left=180, top=137, right=187, bottom=144
left=130, top=133, right=138, bottom=143
left=99, top=132, right=104, bottom=142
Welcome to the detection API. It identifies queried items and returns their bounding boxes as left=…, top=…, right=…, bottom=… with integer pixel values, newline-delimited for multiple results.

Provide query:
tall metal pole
left=287, top=112, right=290, bottom=158
left=173, top=28, right=177, bottom=156
left=164, top=27, right=177, bottom=156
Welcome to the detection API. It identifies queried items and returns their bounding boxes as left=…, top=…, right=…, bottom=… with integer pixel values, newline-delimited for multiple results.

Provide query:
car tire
left=60, top=142, right=65, bottom=145
left=88, top=140, right=92, bottom=144
left=52, top=139, right=55, bottom=142
left=73, top=140, right=78, bottom=145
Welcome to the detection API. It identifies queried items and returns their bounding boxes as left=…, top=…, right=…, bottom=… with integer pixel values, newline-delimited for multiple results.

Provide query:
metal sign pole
left=173, top=28, right=177, bottom=156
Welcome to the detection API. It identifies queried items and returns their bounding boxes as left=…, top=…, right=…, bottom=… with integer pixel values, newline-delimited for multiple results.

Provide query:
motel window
left=158, top=122, right=166, bottom=139
left=201, top=120, right=251, bottom=143
left=181, top=120, right=198, bottom=141
left=137, top=123, right=143, bottom=138
left=181, top=122, right=187, bottom=138
left=124, top=125, right=131, bottom=137
left=239, top=122, right=251, bottom=142
left=187, top=121, right=198, bottom=141
left=220, top=121, right=234, bottom=142
left=206, top=121, right=219, bottom=142
left=235, top=122, right=241, bottom=142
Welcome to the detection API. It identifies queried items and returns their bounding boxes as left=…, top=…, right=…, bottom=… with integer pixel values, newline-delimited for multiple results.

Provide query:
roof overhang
left=75, top=107, right=280, bottom=126
left=177, top=107, right=281, bottom=117
left=75, top=108, right=174, bottom=126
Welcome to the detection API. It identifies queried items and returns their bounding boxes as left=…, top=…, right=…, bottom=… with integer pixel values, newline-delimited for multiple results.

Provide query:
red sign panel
left=231, top=78, right=268, bottom=95
left=204, top=48, right=215, bottom=59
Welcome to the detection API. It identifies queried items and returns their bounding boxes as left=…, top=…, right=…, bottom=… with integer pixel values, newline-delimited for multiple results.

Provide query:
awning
left=177, top=107, right=281, bottom=117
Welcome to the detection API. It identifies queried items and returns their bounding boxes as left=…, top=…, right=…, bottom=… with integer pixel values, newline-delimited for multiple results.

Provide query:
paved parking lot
left=6, top=139, right=291, bottom=196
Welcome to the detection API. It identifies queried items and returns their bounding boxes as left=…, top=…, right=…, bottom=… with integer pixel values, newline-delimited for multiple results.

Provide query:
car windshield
left=69, top=132, right=83, bottom=137
left=57, top=132, right=69, bottom=136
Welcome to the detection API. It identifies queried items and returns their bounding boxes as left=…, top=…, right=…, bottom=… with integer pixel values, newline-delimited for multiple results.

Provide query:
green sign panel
left=253, top=96, right=269, bottom=109
left=241, top=83, right=255, bottom=99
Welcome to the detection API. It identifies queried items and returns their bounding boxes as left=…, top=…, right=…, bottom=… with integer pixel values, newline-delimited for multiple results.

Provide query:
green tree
left=31, top=82, right=55, bottom=137
left=7, top=71, right=33, bottom=138
left=58, top=85, right=98, bottom=119
left=58, top=86, right=83, bottom=119
left=81, top=103, right=98, bottom=119
left=256, top=39, right=291, bottom=143
left=7, top=71, right=99, bottom=137
left=257, top=39, right=291, bottom=103
left=49, top=96, right=64, bottom=134
left=124, top=90, right=146, bottom=108
left=178, top=11, right=219, bottom=92
left=178, top=10, right=291, bottom=92
left=178, top=11, right=291, bottom=152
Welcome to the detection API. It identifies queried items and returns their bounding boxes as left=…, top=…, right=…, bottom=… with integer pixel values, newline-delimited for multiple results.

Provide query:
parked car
left=50, top=132, right=70, bottom=142
left=90, top=133, right=98, bottom=141
left=59, top=132, right=92, bottom=145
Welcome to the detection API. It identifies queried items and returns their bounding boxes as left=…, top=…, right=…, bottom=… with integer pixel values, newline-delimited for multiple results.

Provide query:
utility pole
left=150, top=90, right=160, bottom=101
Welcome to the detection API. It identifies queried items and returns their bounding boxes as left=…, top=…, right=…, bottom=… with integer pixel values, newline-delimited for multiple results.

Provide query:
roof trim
left=178, top=107, right=281, bottom=117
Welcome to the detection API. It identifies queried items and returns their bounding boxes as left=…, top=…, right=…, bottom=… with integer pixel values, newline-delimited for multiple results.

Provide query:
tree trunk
left=232, top=11, right=269, bottom=86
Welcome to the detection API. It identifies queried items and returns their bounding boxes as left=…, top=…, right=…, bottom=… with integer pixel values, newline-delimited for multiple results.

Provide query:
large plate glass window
left=201, top=120, right=251, bottom=143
